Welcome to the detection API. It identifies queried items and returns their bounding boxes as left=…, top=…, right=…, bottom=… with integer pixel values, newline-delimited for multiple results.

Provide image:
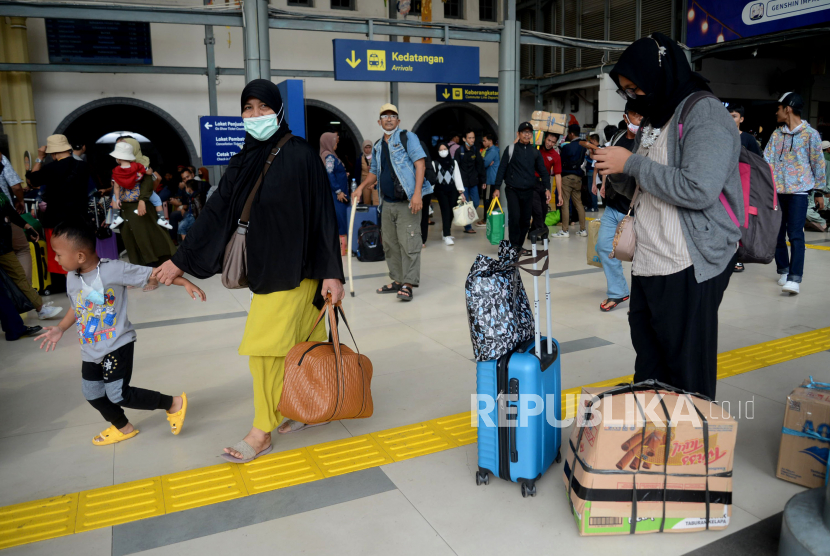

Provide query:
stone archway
left=54, top=97, right=200, bottom=165
left=412, top=102, right=499, bottom=142
left=305, top=98, right=365, bottom=177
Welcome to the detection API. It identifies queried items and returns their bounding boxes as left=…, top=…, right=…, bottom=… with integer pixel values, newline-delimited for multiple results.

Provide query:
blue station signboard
left=333, top=39, right=479, bottom=84
left=199, top=116, right=245, bottom=166
left=435, top=85, right=498, bottom=103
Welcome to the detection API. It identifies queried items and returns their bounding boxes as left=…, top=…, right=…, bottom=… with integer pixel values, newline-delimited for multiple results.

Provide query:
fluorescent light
left=329, top=121, right=341, bottom=125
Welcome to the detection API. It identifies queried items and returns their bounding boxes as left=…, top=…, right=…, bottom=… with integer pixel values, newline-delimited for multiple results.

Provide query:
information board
left=435, top=85, right=498, bottom=103
left=199, top=117, right=246, bottom=166
left=45, top=19, right=152, bottom=65
left=333, top=39, right=479, bottom=84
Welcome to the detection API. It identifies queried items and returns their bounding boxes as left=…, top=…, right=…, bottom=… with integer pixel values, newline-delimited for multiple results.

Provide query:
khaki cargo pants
left=381, top=201, right=421, bottom=286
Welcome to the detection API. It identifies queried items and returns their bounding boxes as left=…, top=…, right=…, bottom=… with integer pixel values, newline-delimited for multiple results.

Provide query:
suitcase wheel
left=521, top=482, right=537, bottom=498
left=42, top=289, right=51, bottom=296
left=475, top=471, right=489, bottom=486
left=555, top=450, right=562, bottom=464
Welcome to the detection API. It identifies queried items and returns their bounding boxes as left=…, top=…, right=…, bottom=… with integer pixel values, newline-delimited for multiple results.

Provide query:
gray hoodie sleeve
left=623, top=97, right=740, bottom=211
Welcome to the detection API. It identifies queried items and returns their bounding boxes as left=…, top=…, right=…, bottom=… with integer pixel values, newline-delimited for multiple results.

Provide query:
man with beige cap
left=354, top=103, right=432, bottom=302
left=29, top=134, right=91, bottom=276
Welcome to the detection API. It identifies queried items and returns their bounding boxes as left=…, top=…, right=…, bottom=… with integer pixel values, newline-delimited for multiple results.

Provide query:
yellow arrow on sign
left=442, top=88, right=450, bottom=99
left=346, top=50, right=361, bottom=68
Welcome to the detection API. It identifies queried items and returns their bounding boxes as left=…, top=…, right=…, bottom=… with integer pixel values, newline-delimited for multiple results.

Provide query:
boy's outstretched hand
left=34, top=327, right=63, bottom=352
left=184, top=281, right=206, bottom=301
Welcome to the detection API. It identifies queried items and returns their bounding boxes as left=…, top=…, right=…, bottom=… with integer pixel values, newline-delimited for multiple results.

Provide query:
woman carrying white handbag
left=432, top=142, right=466, bottom=245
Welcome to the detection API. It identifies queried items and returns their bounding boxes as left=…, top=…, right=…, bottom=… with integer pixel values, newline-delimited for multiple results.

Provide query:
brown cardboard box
left=563, top=386, right=737, bottom=536
left=530, top=111, right=567, bottom=135
left=776, top=379, right=830, bottom=488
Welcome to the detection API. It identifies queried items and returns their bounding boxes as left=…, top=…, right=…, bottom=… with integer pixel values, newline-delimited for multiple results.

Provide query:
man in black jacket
left=493, top=122, right=550, bottom=252
left=453, top=130, right=486, bottom=234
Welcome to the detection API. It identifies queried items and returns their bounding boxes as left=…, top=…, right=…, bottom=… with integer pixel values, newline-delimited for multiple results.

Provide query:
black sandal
left=397, top=285, right=413, bottom=302
left=377, top=282, right=402, bottom=294
left=600, top=296, right=629, bottom=312
left=520, top=248, right=533, bottom=256
left=733, top=262, right=744, bottom=273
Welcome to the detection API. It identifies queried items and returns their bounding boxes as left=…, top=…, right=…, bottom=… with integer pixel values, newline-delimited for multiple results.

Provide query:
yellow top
left=238, top=278, right=327, bottom=357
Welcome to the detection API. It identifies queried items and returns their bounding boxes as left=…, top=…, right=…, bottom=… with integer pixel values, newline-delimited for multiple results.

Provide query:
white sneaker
left=782, top=281, right=800, bottom=295
left=37, top=303, right=63, bottom=320
left=443, top=236, right=454, bottom=245
left=576, top=229, right=588, bottom=237
left=551, top=230, right=569, bottom=238
left=109, top=216, right=124, bottom=230
left=777, top=274, right=788, bottom=286
left=157, top=217, right=173, bottom=230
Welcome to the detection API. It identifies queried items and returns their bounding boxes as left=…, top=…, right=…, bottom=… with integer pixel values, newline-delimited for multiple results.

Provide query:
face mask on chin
left=383, top=125, right=399, bottom=137
left=438, top=150, right=449, bottom=158
left=625, top=115, right=640, bottom=135
left=243, top=105, right=284, bottom=141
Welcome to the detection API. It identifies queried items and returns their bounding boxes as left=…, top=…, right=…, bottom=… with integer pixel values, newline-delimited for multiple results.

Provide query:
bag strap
left=487, top=196, right=503, bottom=215
left=512, top=250, right=549, bottom=277
left=239, top=133, right=293, bottom=225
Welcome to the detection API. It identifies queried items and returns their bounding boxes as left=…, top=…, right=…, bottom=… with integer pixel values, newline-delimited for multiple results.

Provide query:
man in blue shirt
left=553, top=124, right=587, bottom=238
left=479, top=132, right=499, bottom=225
left=354, top=104, right=431, bottom=302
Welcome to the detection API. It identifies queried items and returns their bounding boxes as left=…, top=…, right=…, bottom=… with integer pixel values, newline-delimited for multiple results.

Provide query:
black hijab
left=435, top=142, right=455, bottom=173
left=171, top=79, right=344, bottom=298
left=610, top=33, right=710, bottom=129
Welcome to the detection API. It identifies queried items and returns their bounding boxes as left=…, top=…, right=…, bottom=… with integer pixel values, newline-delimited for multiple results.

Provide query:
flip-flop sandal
left=520, top=249, right=533, bottom=256
left=166, top=392, right=187, bottom=435
left=92, top=425, right=139, bottom=446
left=600, top=296, right=630, bottom=312
left=377, top=282, right=402, bottom=294
left=397, top=285, right=413, bottom=302
left=277, top=420, right=330, bottom=435
left=463, top=229, right=477, bottom=234
left=220, top=440, right=273, bottom=464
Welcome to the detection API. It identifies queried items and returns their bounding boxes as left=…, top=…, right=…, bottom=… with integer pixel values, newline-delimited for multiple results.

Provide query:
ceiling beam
left=0, top=2, right=243, bottom=26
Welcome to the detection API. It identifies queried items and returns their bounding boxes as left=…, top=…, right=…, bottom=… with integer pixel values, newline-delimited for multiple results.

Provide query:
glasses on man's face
left=380, top=114, right=399, bottom=121
left=616, top=87, right=638, bottom=101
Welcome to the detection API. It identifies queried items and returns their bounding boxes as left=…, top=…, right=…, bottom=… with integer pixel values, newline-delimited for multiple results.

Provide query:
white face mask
left=382, top=125, right=399, bottom=137
left=438, top=150, right=449, bottom=158
left=625, top=115, right=640, bottom=135
left=80, top=262, right=105, bottom=306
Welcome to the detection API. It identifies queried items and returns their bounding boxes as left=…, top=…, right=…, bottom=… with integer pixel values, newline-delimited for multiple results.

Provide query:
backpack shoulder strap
left=610, top=130, right=627, bottom=146
left=678, top=91, right=719, bottom=138
left=507, top=143, right=515, bottom=162
left=399, top=129, right=409, bottom=151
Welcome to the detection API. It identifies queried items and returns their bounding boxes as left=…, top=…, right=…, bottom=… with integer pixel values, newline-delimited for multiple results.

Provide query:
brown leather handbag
left=610, top=179, right=639, bottom=263
left=221, top=133, right=293, bottom=289
left=279, top=296, right=373, bottom=424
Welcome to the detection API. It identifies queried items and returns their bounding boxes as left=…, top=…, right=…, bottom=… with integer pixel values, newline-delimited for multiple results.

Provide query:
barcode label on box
left=590, top=517, right=624, bottom=527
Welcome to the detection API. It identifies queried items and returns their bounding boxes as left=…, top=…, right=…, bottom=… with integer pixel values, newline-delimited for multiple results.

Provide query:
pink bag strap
left=719, top=193, right=740, bottom=228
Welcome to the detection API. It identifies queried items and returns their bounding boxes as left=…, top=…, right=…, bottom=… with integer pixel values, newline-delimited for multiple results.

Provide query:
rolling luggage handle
left=514, top=228, right=555, bottom=366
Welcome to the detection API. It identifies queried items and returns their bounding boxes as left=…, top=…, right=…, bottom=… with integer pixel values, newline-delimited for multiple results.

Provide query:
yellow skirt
left=239, top=279, right=327, bottom=357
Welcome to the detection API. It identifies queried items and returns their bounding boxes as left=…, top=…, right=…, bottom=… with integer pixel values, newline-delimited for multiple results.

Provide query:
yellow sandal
left=166, top=392, right=188, bottom=435
left=92, top=425, right=139, bottom=446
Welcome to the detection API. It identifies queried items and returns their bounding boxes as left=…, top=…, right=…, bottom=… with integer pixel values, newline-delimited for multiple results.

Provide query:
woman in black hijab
left=432, top=141, right=465, bottom=244
left=153, top=79, right=345, bottom=462
left=594, top=33, right=743, bottom=400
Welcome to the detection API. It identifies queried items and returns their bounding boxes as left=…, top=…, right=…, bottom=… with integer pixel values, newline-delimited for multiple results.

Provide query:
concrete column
left=597, top=73, right=625, bottom=125
left=389, top=0, right=399, bottom=107
left=498, top=0, right=519, bottom=216
left=0, top=17, right=37, bottom=176
left=243, top=0, right=270, bottom=82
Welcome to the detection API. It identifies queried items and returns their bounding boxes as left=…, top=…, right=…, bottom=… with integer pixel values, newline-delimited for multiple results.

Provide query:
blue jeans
left=463, top=185, right=481, bottom=231
left=596, top=206, right=630, bottom=299
left=178, top=213, right=196, bottom=236
left=775, top=193, right=808, bottom=283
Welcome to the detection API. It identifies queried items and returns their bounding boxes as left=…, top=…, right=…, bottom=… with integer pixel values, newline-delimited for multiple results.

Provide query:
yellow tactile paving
left=0, top=494, right=78, bottom=550
left=75, top=477, right=164, bottom=533
left=1, top=327, right=829, bottom=551
left=307, top=434, right=394, bottom=477
left=371, top=422, right=456, bottom=461
left=429, top=412, right=478, bottom=446
left=161, top=463, right=247, bottom=513
left=806, top=244, right=830, bottom=251
left=238, top=448, right=325, bottom=494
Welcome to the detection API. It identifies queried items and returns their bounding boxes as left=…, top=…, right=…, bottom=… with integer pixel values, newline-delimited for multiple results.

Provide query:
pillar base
left=779, top=488, right=830, bottom=556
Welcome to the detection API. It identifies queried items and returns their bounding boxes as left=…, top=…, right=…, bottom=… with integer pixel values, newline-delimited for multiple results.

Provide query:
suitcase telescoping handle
left=526, top=228, right=553, bottom=359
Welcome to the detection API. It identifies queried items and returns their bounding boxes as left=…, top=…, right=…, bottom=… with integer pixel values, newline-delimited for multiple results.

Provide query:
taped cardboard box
left=776, top=378, right=830, bottom=489
left=530, top=111, right=567, bottom=135
left=563, top=384, right=737, bottom=536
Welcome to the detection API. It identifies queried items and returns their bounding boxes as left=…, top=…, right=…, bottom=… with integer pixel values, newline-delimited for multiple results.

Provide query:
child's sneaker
left=37, top=302, right=63, bottom=320
left=109, top=216, right=124, bottom=230
left=157, top=217, right=173, bottom=230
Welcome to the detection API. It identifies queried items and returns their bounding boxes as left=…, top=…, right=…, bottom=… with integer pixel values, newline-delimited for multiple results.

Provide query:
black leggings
left=433, top=184, right=459, bottom=237
left=420, top=193, right=433, bottom=243
left=81, top=342, right=173, bottom=429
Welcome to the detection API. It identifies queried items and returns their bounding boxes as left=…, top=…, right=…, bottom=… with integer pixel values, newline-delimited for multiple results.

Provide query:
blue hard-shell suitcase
left=475, top=228, right=562, bottom=497
left=348, top=205, right=379, bottom=253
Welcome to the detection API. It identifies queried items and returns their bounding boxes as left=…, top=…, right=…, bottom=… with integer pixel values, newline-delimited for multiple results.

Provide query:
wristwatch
left=35, top=158, right=42, bottom=163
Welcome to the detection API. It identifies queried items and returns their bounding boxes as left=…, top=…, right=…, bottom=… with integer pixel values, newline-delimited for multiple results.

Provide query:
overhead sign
left=199, top=116, right=245, bottom=166
left=276, top=79, right=306, bottom=139
left=435, top=85, right=498, bottom=103
left=333, top=39, right=479, bottom=84
left=686, top=0, right=830, bottom=47
left=46, top=19, right=152, bottom=65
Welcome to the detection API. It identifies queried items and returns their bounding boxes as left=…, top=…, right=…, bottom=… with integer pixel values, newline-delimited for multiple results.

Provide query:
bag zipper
left=497, top=353, right=510, bottom=480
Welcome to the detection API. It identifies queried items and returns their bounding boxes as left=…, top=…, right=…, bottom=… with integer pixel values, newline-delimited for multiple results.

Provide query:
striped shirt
left=632, top=118, right=693, bottom=277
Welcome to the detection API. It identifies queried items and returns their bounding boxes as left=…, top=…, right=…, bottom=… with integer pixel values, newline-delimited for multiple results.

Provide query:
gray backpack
left=680, top=91, right=781, bottom=264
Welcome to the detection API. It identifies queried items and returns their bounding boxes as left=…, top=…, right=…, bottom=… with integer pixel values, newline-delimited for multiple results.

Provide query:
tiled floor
left=2, top=210, right=829, bottom=555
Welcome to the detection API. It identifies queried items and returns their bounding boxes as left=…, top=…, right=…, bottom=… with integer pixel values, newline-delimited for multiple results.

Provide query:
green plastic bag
left=545, top=209, right=561, bottom=227
left=486, top=197, right=505, bottom=245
